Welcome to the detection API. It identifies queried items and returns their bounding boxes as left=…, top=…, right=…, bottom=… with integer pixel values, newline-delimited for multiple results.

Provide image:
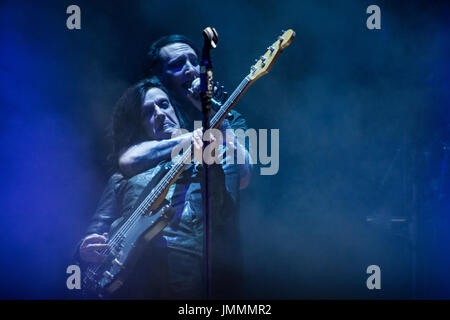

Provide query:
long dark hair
left=109, top=77, right=170, bottom=167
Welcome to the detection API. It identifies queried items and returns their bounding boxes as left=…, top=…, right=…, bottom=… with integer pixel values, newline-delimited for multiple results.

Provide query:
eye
left=160, top=100, right=170, bottom=108
left=168, top=58, right=184, bottom=70
left=190, top=57, right=199, bottom=66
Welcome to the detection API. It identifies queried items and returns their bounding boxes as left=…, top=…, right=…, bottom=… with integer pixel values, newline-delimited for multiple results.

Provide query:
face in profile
left=141, top=87, right=180, bottom=140
left=158, top=42, right=200, bottom=103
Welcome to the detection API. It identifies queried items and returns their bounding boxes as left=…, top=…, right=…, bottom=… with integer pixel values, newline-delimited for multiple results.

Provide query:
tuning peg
left=281, top=29, right=286, bottom=34
left=254, top=58, right=259, bottom=63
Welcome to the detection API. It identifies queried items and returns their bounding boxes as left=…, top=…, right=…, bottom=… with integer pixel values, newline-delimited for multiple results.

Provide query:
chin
left=179, top=90, right=192, bottom=101
left=159, top=131, right=174, bottom=140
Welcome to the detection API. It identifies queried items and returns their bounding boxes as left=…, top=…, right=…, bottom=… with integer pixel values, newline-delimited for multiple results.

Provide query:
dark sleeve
left=206, top=163, right=238, bottom=228
left=227, top=109, right=248, bottom=131
left=85, top=173, right=123, bottom=236
left=226, top=109, right=252, bottom=156
left=73, top=173, right=123, bottom=265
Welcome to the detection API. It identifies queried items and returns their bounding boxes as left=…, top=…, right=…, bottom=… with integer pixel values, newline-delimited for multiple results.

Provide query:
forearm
left=119, top=132, right=192, bottom=177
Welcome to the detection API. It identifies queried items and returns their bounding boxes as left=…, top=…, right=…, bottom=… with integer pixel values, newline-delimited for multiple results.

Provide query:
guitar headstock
left=247, top=29, right=295, bottom=82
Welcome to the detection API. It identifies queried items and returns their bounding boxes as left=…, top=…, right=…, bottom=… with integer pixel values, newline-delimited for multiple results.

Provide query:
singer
left=76, top=35, right=252, bottom=299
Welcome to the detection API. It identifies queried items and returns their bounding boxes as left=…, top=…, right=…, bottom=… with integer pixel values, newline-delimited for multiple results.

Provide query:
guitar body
left=82, top=163, right=175, bottom=298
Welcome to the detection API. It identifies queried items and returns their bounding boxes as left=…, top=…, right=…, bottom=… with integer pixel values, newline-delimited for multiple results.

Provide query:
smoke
left=1, top=0, right=448, bottom=298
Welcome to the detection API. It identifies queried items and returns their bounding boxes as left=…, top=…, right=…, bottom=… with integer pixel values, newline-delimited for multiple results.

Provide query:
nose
left=184, top=60, right=197, bottom=77
left=154, top=106, right=165, bottom=119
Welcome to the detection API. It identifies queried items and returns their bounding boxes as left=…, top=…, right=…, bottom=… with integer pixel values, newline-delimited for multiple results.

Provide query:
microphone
left=187, top=77, right=201, bottom=98
left=188, top=78, right=228, bottom=107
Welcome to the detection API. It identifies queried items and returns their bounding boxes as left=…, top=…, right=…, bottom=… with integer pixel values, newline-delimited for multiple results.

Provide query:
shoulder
left=110, top=172, right=124, bottom=182
left=102, top=172, right=125, bottom=195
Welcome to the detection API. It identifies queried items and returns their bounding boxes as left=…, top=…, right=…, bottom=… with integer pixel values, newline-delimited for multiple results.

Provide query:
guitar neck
left=210, top=76, right=251, bottom=129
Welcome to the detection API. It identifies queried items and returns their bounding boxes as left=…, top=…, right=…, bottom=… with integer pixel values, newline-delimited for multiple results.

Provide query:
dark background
left=1, top=0, right=449, bottom=299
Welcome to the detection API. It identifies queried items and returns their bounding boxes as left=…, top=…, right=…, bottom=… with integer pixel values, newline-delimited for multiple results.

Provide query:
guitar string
left=86, top=76, right=250, bottom=282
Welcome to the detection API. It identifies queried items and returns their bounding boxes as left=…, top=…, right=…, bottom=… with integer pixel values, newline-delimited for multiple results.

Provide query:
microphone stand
left=200, top=27, right=218, bottom=300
